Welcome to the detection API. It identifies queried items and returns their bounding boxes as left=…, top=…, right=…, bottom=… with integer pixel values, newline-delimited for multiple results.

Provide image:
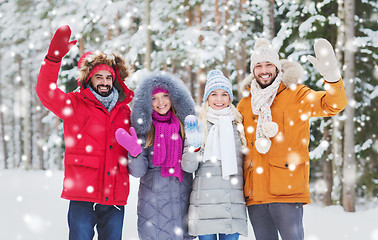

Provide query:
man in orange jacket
left=237, top=38, right=347, bottom=240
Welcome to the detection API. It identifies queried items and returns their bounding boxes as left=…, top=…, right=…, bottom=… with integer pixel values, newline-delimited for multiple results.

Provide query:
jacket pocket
left=64, top=155, right=101, bottom=198
left=114, top=161, right=130, bottom=201
left=268, top=156, right=306, bottom=196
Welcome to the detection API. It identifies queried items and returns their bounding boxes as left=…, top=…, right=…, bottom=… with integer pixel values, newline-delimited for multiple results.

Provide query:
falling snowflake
left=174, top=226, right=183, bottom=236
left=230, top=177, right=238, bottom=185
left=63, top=178, right=74, bottom=190
left=314, top=179, right=327, bottom=194
left=49, top=83, right=57, bottom=90
left=256, top=167, right=264, bottom=174
left=171, top=133, right=179, bottom=140
left=45, top=170, right=53, bottom=177
left=300, top=114, right=308, bottom=121
left=65, top=136, right=75, bottom=148
left=86, top=145, right=93, bottom=153
left=119, top=157, right=127, bottom=166
left=62, top=107, right=73, bottom=117
left=87, top=186, right=94, bottom=193
left=23, top=214, right=44, bottom=233
left=306, top=235, right=320, bottom=240
left=288, top=164, right=296, bottom=171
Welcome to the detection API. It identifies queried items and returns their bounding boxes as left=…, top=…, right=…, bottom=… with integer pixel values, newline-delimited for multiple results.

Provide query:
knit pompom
left=254, top=38, right=271, bottom=49
left=255, top=138, right=271, bottom=154
left=207, top=69, right=223, bottom=80
left=280, top=59, right=304, bottom=86
left=262, top=122, right=279, bottom=138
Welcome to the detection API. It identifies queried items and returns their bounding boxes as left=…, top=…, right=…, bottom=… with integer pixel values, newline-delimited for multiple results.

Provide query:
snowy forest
left=0, top=0, right=376, bottom=214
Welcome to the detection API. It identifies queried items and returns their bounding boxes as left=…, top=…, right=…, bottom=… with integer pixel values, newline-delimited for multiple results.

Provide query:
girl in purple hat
left=115, top=72, right=195, bottom=240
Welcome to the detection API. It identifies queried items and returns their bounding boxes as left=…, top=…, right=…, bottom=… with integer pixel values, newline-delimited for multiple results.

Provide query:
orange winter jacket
left=237, top=61, right=347, bottom=206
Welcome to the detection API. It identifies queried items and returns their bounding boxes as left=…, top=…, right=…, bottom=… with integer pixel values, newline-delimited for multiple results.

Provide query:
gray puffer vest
left=181, top=121, right=248, bottom=237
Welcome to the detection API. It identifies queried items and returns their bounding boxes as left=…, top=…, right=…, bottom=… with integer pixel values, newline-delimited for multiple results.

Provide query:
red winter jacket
left=36, top=59, right=133, bottom=205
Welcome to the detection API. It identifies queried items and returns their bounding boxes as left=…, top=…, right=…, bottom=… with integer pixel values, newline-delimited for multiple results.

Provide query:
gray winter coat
left=181, top=121, right=248, bottom=237
left=129, top=72, right=195, bottom=240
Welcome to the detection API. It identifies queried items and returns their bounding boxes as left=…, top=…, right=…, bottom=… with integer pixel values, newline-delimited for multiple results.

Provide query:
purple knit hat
left=152, top=87, right=168, bottom=95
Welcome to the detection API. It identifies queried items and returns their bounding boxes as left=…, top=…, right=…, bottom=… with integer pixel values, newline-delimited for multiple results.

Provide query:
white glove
left=307, top=38, right=341, bottom=82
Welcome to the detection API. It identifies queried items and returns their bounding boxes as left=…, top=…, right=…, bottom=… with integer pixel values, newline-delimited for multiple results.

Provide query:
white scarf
left=250, top=74, right=282, bottom=154
left=203, top=107, right=238, bottom=180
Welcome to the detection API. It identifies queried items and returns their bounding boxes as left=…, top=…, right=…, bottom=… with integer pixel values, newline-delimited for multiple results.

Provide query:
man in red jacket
left=36, top=25, right=139, bottom=240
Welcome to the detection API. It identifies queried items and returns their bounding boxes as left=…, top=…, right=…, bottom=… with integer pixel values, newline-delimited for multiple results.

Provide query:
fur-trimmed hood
left=78, top=51, right=133, bottom=103
left=240, top=59, right=304, bottom=96
left=131, top=72, right=195, bottom=135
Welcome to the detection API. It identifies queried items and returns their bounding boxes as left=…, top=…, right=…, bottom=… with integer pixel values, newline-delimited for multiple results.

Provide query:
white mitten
left=307, top=38, right=341, bottom=82
left=255, top=138, right=271, bottom=154
left=262, top=122, right=279, bottom=138
left=184, top=115, right=203, bottom=149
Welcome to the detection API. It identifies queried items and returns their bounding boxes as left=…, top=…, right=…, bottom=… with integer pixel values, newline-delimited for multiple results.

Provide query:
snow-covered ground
left=1, top=169, right=377, bottom=240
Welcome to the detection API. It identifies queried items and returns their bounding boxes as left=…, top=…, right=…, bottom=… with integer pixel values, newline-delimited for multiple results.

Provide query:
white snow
left=1, top=169, right=377, bottom=240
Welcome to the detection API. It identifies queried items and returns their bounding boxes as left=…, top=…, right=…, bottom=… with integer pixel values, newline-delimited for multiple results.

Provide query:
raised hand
left=307, top=38, right=341, bottom=82
left=46, top=25, right=77, bottom=62
left=184, top=115, right=203, bottom=149
left=115, top=127, right=142, bottom=157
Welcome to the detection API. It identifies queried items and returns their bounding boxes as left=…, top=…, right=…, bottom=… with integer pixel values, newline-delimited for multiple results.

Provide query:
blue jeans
left=68, top=200, right=124, bottom=240
left=198, top=233, right=240, bottom=240
left=247, top=203, right=304, bottom=240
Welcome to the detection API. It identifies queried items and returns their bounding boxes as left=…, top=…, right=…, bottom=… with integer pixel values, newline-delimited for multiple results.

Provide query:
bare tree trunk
left=15, top=55, right=23, bottom=168
left=269, top=0, right=275, bottom=39
left=23, top=63, right=32, bottom=170
left=79, top=38, right=85, bottom=56
left=185, top=1, right=194, bottom=96
left=322, top=119, right=333, bottom=206
left=116, top=12, right=121, bottom=37
left=106, top=24, right=112, bottom=41
left=35, top=87, right=45, bottom=170
left=263, top=0, right=275, bottom=40
left=342, top=0, right=356, bottom=212
left=223, top=0, right=230, bottom=78
left=144, top=0, right=152, bottom=71
left=236, top=0, right=248, bottom=101
left=0, top=50, right=8, bottom=169
left=196, top=4, right=204, bottom=105
left=332, top=0, right=345, bottom=205
left=215, top=0, right=221, bottom=33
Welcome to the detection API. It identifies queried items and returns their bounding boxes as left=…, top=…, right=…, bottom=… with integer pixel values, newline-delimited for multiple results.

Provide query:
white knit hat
left=250, top=38, right=281, bottom=72
left=203, top=70, right=233, bottom=102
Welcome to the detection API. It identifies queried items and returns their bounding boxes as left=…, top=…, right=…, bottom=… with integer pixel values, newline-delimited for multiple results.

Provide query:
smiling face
left=253, top=61, right=279, bottom=89
left=89, top=70, right=114, bottom=97
left=207, top=89, right=231, bottom=110
left=152, top=92, right=172, bottom=115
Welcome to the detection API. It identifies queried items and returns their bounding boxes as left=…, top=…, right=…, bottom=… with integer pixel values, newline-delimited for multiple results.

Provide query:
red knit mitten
left=46, top=25, right=77, bottom=62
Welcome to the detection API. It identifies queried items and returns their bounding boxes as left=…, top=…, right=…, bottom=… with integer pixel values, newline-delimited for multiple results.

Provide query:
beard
left=255, top=70, right=279, bottom=89
left=89, top=82, right=113, bottom=97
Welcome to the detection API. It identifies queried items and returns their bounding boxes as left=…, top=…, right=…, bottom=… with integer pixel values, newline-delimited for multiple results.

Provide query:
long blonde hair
left=199, top=101, right=247, bottom=148
left=145, top=106, right=185, bottom=148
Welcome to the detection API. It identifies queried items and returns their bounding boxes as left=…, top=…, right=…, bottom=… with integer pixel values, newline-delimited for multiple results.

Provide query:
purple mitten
left=115, top=127, right=142, bottom=157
